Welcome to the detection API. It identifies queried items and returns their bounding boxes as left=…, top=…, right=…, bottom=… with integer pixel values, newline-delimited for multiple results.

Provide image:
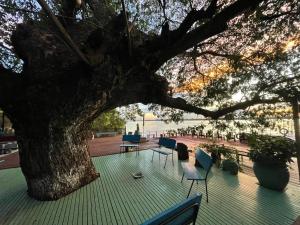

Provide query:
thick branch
left=158, top=0, right=263, bottom=63
left=169, top=0, right=218, bottom=40
left=60, top=0, right=78, bottom=19
left=210, top=97, right=281, bottom=118
left=120, top=0, right=132, bottom=56
left=37, top=0, right=90, bottom=65
left=156, top=96, right=281, bottom=119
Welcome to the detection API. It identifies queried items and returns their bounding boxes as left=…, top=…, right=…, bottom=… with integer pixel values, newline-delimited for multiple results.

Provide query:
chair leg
left=172, top=151, right=174, bottom=165
left=151, top=151, right=155, bottom=162
left=164, top=155, right=168, bottom=168
left=181, top=173, right=185, bottom=183
left=187, top=180, right=195, bottom=198
left=205, top=179, right=209, bottom=203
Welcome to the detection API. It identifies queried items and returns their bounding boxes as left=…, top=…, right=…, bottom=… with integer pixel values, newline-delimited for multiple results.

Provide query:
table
left=119, top=143, right=139, bottom=155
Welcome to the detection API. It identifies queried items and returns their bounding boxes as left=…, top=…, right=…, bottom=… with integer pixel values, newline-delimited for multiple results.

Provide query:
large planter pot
left=222, top=159, right=239, bottom=175
left=253, top=162, right=290, bottom=191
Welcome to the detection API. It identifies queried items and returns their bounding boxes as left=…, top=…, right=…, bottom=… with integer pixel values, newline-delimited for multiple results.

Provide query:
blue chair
left=151, top=138, right=176, bottom=168
left=120, top=135, right=141, bottom=155
left=141, top=193, right=202, bottom=225
left=181, top=149, right=213, bottom=202
left=122, top=134, right=141, bottom=143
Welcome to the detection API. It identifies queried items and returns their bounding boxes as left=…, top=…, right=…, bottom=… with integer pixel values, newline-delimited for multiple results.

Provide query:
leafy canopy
left=91, top=109, right=125, bottom=132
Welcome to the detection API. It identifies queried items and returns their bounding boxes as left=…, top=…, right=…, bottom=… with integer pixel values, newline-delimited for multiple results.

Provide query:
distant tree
left=91, top=109, right=125, bottom=132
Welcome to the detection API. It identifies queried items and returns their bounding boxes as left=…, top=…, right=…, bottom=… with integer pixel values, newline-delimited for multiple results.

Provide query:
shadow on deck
left=0, top=150, right=299, bottom=225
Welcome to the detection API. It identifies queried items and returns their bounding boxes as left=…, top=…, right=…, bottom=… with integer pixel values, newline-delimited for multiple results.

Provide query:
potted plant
left=201, top=143, right=239, bottom=174
left=248, top=135, right=296, bottom=191
left=221, top=149, right=239, bottom=175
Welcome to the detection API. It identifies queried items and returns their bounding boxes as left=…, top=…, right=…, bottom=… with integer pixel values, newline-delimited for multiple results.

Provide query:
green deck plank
left=0, top=150, right=300, bottom=225
left=104, top=156, right=138, bottom=225
left=9, top=195, right=34, bottom=225
left=2, top=192, right=26, bottom=225
left=1, top=189, right=24, bottom=225
left=67, top=187, right=78, bottom=225
left=116, top=156, right=156, bottom=223
left=58, top=191, right=71, bottom=225
left=106, top=156, right=133, bottom=224
left=97, top=168, right=118, bottom=225
left=90, top=178, right=101, bottom=225
left=114, top=154, right=153, bottom=223
left=94, top=175, right=109, bottom=225
left=91, top=175, right=105, bottom=225
left=115, top=154, right=161, bottom=224
left=116, top=154, right=169, bottom=220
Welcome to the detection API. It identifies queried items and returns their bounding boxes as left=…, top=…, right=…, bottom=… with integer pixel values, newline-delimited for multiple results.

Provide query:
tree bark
left=15, top=119, right=99, bottom=200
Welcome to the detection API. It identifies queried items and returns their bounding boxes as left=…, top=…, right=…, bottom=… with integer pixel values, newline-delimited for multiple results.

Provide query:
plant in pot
left=221, top=149, right=239, bottom=175
left=201, top=143, right=239, bottom=174
left=248, top=135, right=297, bottom=191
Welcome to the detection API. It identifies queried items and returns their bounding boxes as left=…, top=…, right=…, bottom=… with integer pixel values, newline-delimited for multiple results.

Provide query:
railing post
left=292, top=99, right=300, bottom=181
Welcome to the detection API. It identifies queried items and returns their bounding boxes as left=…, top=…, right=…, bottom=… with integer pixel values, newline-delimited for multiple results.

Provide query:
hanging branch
left=157, top=0, right=167, bottom=20
left=36, top=0, right=90, bottom=65
left=120, top=0, right=132, bottom=56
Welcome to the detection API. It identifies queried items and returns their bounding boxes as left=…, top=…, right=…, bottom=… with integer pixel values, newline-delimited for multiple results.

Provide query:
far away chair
left=141, top=193, right=202, bottom=225
left=120, top=134, right=141, bottom=156
left=181, top=149, right=213, bottom=202
left=151, top=138, right=176, bottom=168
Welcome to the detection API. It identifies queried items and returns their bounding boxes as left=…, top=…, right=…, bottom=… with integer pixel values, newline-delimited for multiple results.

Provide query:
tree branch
left=168, top=0, right=218, bottom=41
left=60, top=0, right=78, bottom=19
left=155, top=95, right=281, bottom=119
left=256, top=75, right=300, bottom=95
left=120, top=0, right=132, bottom=56
left=157, top=0, right=263, bottom=64
left=37, top=0, right=90, bottom=65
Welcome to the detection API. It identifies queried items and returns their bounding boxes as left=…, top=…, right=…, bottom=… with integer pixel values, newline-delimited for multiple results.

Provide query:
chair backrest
left=122, top=135, right=141, bottom=143
left=141, top=193, right=202, bottom=225
left=158, top=138, right=176, bottom=149
left=195, top=149, right=213, bottom=173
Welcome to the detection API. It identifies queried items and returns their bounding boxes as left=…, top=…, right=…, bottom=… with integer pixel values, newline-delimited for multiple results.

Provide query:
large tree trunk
left=15, top=119, right=99, bottom=200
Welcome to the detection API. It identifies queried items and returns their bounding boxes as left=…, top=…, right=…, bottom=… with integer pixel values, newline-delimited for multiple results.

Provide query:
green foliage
left=166, top=129, right=177, bottom=136
left=149, top=104, right=184, bottom=124
left=119, top=104, right=144, bottom=121
left=91, top=109, right=125, bottom=132
left=201, top=143, right=237, bottom=161
left=248, top=135, right=297, bottom=165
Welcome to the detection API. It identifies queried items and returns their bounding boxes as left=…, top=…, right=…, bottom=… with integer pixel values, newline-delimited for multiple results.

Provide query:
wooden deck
left=1, top=150, right=300, bottom=225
